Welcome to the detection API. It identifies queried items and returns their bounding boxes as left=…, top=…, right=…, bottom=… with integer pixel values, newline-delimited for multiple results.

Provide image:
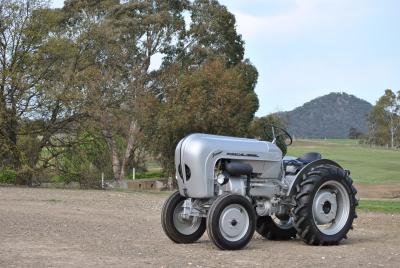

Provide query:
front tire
left=161, top=191, right=206, bottom=243
left=207, top=194, right=256, bottom=250
left=292, top=165, right=358, bottom=245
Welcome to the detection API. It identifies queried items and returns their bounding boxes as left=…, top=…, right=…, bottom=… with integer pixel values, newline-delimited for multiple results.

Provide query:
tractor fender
left=286, top=159, right=343, bottom=197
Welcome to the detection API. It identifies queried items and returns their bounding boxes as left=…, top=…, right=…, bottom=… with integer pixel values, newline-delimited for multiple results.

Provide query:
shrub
left=54, top=132, right=113, bottom=188
left=0, top=169, right=17, bottom=184
left=52, top=175, right=66, bottom=183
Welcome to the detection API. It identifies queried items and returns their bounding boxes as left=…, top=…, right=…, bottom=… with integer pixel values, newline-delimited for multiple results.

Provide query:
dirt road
left=0, top=188, right=399, bottom=267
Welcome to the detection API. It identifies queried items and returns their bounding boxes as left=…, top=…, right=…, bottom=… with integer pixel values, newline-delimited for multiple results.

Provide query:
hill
left=279, top=92, right=373, bottom=138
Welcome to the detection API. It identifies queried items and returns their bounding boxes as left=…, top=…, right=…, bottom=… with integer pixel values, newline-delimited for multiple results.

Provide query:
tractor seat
left=297, top=152, right=322, bottom=164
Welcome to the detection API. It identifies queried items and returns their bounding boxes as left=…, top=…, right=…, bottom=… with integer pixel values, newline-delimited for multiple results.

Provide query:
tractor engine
left=213, top=160, right=289, bottom=216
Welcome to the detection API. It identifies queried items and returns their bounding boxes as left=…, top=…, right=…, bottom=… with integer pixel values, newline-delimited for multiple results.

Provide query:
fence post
left=132, top=168, right=135, bottom=180
left=101, top=172, right=104, bottom=189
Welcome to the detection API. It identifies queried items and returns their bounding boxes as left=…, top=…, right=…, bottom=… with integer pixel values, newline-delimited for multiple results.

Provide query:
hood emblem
left=227, top=152, right=259, bottom=157
left=212, top=151, right=223, bottom=158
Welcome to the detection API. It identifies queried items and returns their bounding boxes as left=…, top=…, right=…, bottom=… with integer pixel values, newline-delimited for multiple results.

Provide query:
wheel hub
left=219, top=205, right=250, bottom=242
left=322, top=201, right=331, bottom=214
left=313, top=190, right=338, bottom=224
left=173, top=201, right=202, bottom=235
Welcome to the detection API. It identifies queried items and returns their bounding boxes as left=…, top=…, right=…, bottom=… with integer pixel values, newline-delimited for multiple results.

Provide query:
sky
left=51, top=0, right=400, bottom=116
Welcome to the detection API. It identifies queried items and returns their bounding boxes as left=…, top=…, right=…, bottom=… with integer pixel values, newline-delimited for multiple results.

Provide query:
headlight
left=216, top=173, right=228, bottom=185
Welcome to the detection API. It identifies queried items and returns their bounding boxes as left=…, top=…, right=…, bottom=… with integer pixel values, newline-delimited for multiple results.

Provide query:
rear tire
left=161, top=191, right=206, bottom=243
left=292, top=165, right=358, bottom=245
left=256, top=215, right=297, bottom=240
left=207, top=194, right=256, bottom=250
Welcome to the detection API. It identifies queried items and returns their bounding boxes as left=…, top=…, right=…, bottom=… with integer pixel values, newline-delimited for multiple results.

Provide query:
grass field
left=359, top=199, right=400, bottom=213
left=288, top=139, right=400, bottom=184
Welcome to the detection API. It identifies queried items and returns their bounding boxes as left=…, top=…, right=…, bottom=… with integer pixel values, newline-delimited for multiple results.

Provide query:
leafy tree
left=177, top=0, right=244, bottom=66
left=0, top=0, right=83, bottom=184
left=140, top=59, right=258, bottom=173
left=0, top=0, right=49, bottom=169
left=368, top=89, right=400, bottom=148
left=59, top=0, right=189, bottom=183
left=60, top=0, right=255, bottom=181
left=136, top=0, right=260, bottom=174
left=248, top=114, right=289, bottom=155
left=348, top=127, right=363, bottom=139
left=0, top=0, right=116, bottom=184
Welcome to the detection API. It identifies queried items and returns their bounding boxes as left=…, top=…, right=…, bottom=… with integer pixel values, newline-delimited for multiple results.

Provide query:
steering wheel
left=263, top=124, right=293, bottom=146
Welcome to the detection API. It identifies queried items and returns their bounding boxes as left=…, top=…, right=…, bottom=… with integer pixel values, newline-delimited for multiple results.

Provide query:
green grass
left=134, top=171, right=165, bottom=179
left=359, top=199, right=400, bottom=213
left=125, top=160, right=164, bottom=180
left=312, top=139, right=361, bottom=145
left=0, top=169, right=16, bottom=184
left=288, top=139, right=400, bottom=184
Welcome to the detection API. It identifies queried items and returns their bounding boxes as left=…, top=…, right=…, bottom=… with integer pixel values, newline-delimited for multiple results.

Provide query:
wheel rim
left=219, top=204, right=250, bottom=242
left=173, top=201, right=201, bottom=235
left=312, top=180, right=350, bottom=235
left=271, top=215, right=294, bottom=230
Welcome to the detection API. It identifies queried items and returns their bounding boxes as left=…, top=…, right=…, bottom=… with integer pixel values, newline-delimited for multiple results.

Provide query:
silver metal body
left=175, top=133, right=282, bottom=198
left=174, top=133, right=297, bottom=218
left=166, top=133, right=354, bottom=248
left=174, top=133, right=347, bottom=222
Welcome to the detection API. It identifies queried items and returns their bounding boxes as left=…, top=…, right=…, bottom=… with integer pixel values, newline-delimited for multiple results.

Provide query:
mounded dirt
left=0, top=187, right=399, bottom=267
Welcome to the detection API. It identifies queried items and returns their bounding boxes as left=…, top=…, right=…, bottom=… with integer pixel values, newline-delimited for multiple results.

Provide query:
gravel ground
left=0, top=187, right=399, bottom=268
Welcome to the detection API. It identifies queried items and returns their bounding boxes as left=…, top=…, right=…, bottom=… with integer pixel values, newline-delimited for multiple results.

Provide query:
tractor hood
left=175, top=133, right=282, bottom=198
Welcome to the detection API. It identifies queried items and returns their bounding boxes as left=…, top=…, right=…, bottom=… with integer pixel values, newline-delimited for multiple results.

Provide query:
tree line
left=0, top=0, right=268, bottom=186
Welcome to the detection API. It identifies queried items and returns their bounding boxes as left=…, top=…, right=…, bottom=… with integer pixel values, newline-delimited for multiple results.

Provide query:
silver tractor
left=161, top=125, right=358, bottom=250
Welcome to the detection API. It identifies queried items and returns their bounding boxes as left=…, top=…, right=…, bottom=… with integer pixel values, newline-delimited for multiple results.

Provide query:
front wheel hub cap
left=219, top=205, right=249, bottom=242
